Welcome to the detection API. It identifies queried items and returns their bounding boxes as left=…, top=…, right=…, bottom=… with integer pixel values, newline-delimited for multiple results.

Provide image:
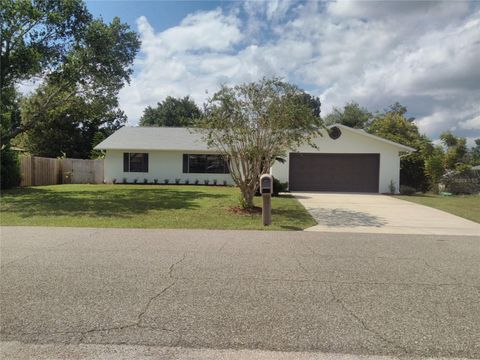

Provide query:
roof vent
left=328, top=126, right=342, bottom=140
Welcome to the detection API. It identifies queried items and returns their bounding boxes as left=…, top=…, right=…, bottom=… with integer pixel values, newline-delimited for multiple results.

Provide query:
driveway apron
left=292, top=192, right=480, bottom=236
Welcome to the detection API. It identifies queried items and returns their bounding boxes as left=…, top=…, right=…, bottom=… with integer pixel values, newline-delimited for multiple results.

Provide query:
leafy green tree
left=140, top=96, right=201, bottom=127
left=440, top=132, right=469, bottom=170
left=424, top=146, right=445, bottom=194
left=470, top=139, right=480, bottom=166
left=368, top=107, right=433, bottom=191
left=324, top=101, right=372, bottom=129
left=1, top=0, right=92, bottom=144
left=197, top=78, right=323, bottom=209
left=0, top=145, right=21, bottom=189
left=1, top=1, right=140, bottom=149
left=90, top=131, right=107, bottom=159
left=19, top=82, right=126, bottom=158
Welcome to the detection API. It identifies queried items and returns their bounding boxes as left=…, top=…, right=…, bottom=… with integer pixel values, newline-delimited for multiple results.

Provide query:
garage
left=289, top=153, right=380, bottom=192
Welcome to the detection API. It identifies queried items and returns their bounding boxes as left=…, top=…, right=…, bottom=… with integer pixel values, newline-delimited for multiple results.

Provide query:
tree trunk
left=241, top=184, right=256, bottom=209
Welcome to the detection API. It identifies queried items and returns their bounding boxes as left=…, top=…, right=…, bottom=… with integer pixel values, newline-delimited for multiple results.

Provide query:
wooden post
left=262, top=194, right=271, bottom=226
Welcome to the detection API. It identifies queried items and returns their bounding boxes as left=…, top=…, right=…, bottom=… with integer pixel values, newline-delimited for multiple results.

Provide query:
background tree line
left=324, top=101, right=480, bottom=193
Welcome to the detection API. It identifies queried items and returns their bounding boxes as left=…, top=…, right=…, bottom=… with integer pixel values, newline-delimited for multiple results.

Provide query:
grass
left=395, top=193, right=480, bottom=223
left=0, top=184, right=316, bottom=231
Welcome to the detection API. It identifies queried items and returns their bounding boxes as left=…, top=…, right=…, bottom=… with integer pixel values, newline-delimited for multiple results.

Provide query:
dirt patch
left=228, top=206, right=262, bottom=215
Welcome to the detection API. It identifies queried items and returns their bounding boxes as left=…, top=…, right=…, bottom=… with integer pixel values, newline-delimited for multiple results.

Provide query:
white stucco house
left=94, top=124, right=415, bottom=193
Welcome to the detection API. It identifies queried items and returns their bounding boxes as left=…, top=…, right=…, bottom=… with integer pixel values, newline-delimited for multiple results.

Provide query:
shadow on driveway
left=307, top=208, right=387, bottom=228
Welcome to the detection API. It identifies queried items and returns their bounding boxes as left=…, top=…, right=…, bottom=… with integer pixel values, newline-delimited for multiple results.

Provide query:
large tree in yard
left=197, top=78, right=323, bottom=209
left=0, top=0, right=140, bottom=153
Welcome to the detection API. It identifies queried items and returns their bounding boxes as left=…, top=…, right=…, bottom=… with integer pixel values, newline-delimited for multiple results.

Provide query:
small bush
left=194, top=179, right=199, bottom=185
left=185, top=179, right=190, bottom=185
left=154, top=179, right=158, bottom=184
left=175, top=178, right=181, bottom=185
left=143, top=178, right=148, bottom=184
left=113, top=178, right=117, bottom=184
left=133, top=178, right=138, bottom=184
left=204, top=179, right=210, bottom=185
left=388, top=180, right=396, bottom=194
left=164, top=179, right=169, bottom=185
left=272, top=178, right=288, bottom=196
left=123, top=178, right=127, bottom=184
left=223, top=180, right=227, bottom=186
left=1, top=147, right=21, bottom=189
left=399, top=185, right=416, bottom=195
left=213, top=179, right=217, bottom=185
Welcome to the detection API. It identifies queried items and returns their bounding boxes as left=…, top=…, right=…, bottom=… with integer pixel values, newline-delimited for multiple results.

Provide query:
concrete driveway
left=293, top=192, right=480, bottom=236
left=1, top=226, right=480, bottom=359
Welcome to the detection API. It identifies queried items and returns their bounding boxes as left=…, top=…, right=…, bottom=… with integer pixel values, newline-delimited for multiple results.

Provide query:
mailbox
left=260, top=174, right=273, bottom=194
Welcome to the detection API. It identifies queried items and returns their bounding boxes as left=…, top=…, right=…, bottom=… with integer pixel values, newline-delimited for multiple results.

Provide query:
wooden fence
left=19, top=156, right=104, bottom=187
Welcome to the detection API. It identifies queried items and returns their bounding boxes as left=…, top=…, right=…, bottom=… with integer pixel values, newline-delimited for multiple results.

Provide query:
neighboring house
left=94, top=124, right=415, bottom=193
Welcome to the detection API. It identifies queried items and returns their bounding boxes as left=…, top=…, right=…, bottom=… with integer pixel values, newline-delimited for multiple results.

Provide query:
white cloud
left=459, top=115, right=480, bottom=130
left=119, top=1, right=480, bottom=143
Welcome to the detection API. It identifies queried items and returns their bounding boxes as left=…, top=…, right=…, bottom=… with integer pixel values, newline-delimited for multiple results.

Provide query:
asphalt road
left=1, top=227, right=479, bottom=359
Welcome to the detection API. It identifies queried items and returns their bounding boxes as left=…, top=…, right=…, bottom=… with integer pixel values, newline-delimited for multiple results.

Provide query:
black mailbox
left=260, top=174, right=273, bottom=194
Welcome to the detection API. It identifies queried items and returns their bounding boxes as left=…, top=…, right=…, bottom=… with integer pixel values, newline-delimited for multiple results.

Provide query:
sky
left=84, top=0, right=480, bottom=144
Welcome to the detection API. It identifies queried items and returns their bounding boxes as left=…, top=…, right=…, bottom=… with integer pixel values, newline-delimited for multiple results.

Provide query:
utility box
left=260, top=174, right=273, bottom=194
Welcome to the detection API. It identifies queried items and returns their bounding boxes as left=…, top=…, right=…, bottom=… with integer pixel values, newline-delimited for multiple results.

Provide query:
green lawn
left=395, top=194, right=480, bottom=223
left=0, top=184, right=316, bottom=230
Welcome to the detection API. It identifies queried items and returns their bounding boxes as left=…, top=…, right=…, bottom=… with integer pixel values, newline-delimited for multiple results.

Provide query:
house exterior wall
left=270, top=129, right=402, bottom=193
left=104, top=150, right=233, bottom=184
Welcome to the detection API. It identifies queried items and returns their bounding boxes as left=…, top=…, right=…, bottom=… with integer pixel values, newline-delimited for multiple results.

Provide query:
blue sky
left=84, top=0, right=480, bottom=143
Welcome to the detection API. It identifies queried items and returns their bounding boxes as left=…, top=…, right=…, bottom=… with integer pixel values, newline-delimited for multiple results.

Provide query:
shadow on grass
left=1, top=186, right=229, bottom=219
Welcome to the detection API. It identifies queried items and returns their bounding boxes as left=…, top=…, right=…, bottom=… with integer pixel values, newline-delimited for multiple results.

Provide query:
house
left=94, top=124, right=415, bottom=193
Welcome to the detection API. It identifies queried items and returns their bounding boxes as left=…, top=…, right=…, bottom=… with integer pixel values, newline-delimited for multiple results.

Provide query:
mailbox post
left=260, top=174, right=273, bottom=226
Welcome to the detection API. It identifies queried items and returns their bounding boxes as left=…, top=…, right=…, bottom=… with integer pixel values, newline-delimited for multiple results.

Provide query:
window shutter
left=123, top=153, right=129, bottom=172
left=182, top=154, right=188, bottom=173
left=144, top=153, right=149, bottom=172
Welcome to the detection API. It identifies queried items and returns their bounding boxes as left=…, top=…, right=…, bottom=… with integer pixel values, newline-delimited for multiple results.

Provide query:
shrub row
left=112, top=178, right=229, bottom=186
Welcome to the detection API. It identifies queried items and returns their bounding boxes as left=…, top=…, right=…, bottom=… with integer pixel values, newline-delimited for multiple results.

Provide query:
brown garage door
left=289, top=153, right=380, bottom=192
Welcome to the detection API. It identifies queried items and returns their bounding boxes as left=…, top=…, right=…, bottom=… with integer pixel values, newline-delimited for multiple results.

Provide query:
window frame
left=123, top=152, right=149, bottom=173
left=182, top=154, right=229, bottom=174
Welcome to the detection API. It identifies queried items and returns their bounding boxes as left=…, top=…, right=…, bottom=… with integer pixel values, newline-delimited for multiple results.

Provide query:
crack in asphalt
left=3, top=253, right=188, bottom=345
left=79, top=252, right=189, bottom=342
left=328, top=284, right=410, bottom=355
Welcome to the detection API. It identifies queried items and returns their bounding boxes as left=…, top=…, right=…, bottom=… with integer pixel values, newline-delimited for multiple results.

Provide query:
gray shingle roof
left=95, top=125, right=416, bottom=152
left=94, top=127, right=210, bottom=151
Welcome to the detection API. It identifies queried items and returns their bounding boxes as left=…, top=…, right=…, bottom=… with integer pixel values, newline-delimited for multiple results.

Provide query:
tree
left=440, top=132, right=469, bottom=170
left=324, top=101, right=372, bottom=129
left=0, top=145, right=21, bottom=189
left=1, top=0, right=92, bottom=144
left=368, top=106, right=433, bottom=192
left=197, top=78, right=323, bottom=209
left=140, top=96, right=201, bottom=127
left=424, top=146, right=445, bottom=194
left=18, top=81, right=126, bottom=158
left=1, top=1, right=140, bottom=147
left=470, top=139, right=480, bottom=166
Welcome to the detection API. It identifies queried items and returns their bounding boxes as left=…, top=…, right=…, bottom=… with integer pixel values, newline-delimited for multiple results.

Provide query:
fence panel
left=33, top=157, right=61, bottom=186
left=18, top=156, right=104, bottom=186
left=19, top=156, right=32, bottom=187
